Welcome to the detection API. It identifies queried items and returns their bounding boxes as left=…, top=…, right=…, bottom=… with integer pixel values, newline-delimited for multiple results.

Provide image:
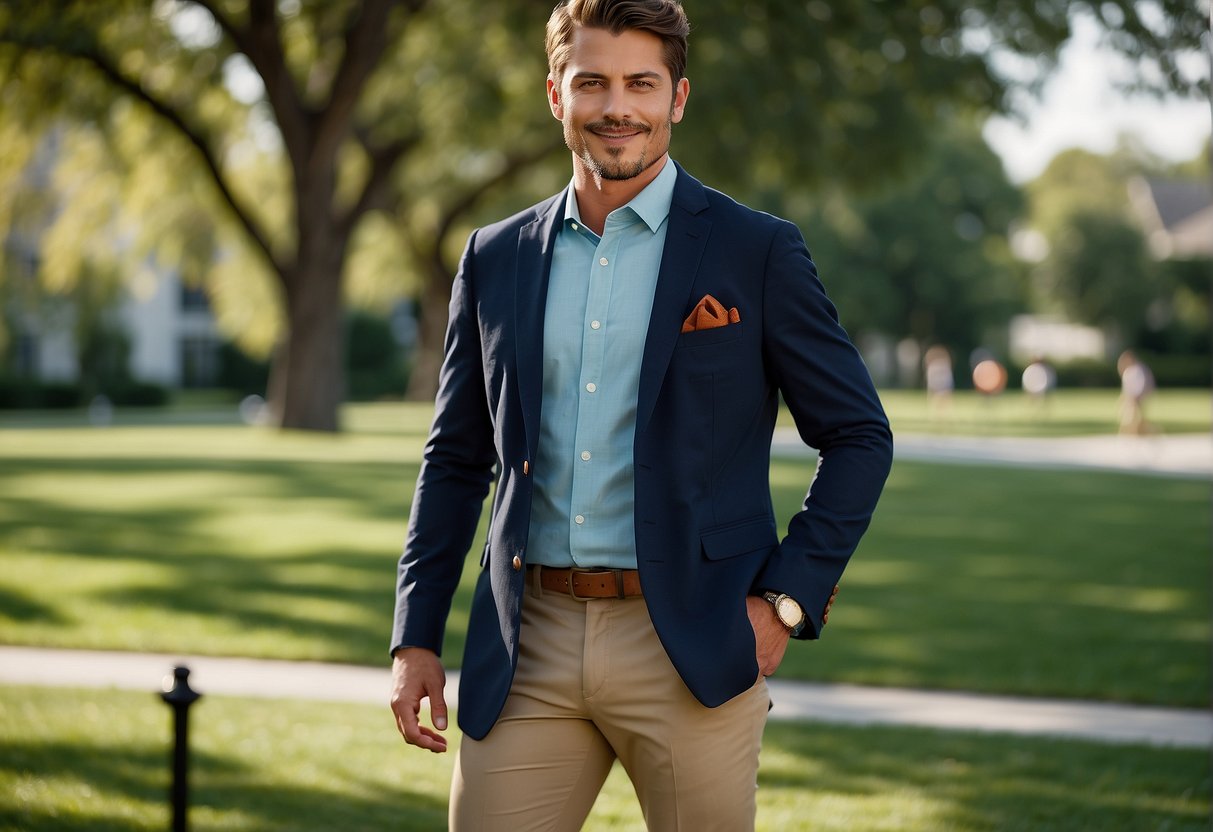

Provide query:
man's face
left=547, top=26, right=690, bottom=182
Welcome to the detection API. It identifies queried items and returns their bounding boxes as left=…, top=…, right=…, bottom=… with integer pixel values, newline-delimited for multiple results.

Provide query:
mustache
left=586, top=119, right=651, bottom=134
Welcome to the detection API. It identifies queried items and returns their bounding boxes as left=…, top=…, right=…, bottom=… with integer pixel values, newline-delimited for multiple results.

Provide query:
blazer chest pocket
left=676, top=325, right=744, bottom=350
left=700, top=516, right=778, bottom=561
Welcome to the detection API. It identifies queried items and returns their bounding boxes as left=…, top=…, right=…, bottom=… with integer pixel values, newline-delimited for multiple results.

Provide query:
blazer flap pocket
left=701, top=516, right=778, bottom=561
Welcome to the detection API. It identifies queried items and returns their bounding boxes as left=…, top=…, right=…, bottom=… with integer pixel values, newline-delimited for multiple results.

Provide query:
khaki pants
left=450, top=579, right=769, bottom=831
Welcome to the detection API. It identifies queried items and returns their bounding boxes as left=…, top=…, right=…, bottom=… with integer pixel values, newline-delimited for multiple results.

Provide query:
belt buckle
left=566, top=568, right=592, bottom=601
left=566, top=568, right=625, bottom=600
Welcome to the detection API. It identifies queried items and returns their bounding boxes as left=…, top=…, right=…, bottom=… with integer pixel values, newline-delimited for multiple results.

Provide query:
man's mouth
left=589, top=122, right=648, bottom=141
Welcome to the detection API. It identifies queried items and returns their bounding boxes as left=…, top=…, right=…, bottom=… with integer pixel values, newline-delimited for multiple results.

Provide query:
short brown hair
left=545, top=0, right=690, bottom=84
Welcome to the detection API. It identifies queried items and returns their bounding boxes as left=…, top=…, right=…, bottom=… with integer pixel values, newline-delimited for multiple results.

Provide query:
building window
left=180, top=284, right=211, bottom=312
left=13, top=332, right=37, bottom=376
left=180, top=336, right=219, bottom=388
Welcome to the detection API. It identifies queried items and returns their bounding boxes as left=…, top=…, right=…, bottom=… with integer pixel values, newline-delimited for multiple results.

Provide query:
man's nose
left=601, top=86, right=631, bottom=121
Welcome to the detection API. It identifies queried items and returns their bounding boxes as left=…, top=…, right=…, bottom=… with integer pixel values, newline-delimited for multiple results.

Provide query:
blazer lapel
left=515, top=191, right=565, bottom=458
left=636, top=165, right=712, bottom=434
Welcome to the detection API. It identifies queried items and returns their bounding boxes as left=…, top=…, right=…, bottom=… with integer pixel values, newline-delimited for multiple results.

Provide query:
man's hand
left=746, top=595, right=791, bottom=677
left=390, top=647, right=449, bottom=753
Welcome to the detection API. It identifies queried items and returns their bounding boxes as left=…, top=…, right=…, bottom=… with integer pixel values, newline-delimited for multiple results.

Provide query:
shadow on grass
left=0, top=736, right=449, bottom=832
left=767, top=458, right=1211, bottom=706
left=0, top=455, right=465, bottom=666
left=761, top=721, right=1212, bottom=831
left=0, top=586, right=67, bottom=625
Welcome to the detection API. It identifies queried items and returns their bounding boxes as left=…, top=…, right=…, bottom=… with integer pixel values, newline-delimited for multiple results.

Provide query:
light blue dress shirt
left=527, top=160, right=677, bottom=569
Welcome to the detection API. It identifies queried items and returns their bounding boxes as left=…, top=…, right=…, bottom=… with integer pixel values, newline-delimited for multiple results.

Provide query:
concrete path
left=773, top=429, right=1213, bottom=479
left=3, top=646, right=1209, bottom=750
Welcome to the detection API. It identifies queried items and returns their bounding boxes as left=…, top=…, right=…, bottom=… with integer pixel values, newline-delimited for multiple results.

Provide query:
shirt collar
left=562, top=157, right=678, bottom=235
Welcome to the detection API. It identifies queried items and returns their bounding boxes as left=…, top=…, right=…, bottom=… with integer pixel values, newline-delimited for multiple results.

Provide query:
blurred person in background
left=1117, top=350, right=1154, bottom=435
left=1022, top=357, right=1057, bottom=414
left=923, top=344, right=954, bottom=423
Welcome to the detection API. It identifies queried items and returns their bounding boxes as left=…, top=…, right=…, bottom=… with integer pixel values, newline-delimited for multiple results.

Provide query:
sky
left=983, top=14, right=1211, bottom=183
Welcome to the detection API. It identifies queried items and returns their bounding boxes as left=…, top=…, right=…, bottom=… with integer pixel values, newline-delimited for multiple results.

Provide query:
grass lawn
left=1, top=685, right=1208, bottom=831
left=0, top=400, right=1208, bottom=706
left=872, top=388, right=1210, bottom=437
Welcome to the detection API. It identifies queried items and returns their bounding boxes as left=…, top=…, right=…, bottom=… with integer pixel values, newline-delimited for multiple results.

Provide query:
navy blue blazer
left=392, top=164, right=893, bottom=741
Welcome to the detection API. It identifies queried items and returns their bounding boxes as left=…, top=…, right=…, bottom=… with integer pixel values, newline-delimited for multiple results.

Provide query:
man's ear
left=547, top=76, right=564, bottom=120
left=670, top=77, right=690, bottom=124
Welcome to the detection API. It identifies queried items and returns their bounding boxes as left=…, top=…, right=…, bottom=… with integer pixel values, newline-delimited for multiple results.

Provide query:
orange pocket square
left=681, top=294, right=741, bottom=333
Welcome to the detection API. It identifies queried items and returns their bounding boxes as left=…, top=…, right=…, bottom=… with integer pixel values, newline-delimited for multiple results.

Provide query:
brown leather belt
left=531, top=565, right=643, bottom=599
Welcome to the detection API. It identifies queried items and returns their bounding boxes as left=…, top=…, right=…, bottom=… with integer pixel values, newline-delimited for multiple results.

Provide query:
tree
left=0, top=0, right=1205, bottom=429
left=1023, top=143, right=1209, bottom=354
left=798, top=121, right=1026, bottom=370
left=1047, top=210, right=1159, bottom=345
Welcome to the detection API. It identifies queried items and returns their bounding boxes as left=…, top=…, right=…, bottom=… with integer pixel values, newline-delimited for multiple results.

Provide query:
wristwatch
left=762, top=591, right=807, bottom=637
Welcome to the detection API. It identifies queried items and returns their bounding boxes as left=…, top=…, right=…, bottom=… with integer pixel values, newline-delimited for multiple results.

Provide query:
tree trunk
left=267, top=254, right=347, bottom=432
left=404, top=255, right=455, bottom=401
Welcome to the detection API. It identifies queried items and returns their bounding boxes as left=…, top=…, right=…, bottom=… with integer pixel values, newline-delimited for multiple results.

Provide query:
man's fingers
left=394, top=709, right=448, bottom=753
left=391, top=692, right=449, bottom=753
left=390, top=648, right=450, bottom=752
left=428, top=687, right=449, bottom=732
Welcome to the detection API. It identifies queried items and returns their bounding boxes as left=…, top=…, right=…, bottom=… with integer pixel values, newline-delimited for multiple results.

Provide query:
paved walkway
left=2, top=646, right=1209, bottom=750
left=773, top=429, right=1213, bottom=479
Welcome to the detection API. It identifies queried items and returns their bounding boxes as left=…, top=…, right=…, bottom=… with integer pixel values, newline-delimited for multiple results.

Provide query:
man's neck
left=571, top=154, right=670, bottom=236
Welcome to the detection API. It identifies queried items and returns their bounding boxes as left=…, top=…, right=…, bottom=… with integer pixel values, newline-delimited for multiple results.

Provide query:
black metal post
left=160, top=665, right=201, bottom=832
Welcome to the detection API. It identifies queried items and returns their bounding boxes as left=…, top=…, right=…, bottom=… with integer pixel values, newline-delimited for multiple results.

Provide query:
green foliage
left=0, top=0, right=1207, bottom=423
left=345, top=310, right=407, bottom=400
left=677, top=0, right=1205, bottom=203
left=1144, top=256, right=1213, bottom=356
left=1136, top=351, right=1212, bottom=388
left=0, top=376, right=170, bottom=409
left=216, top=341, right=269, bottom=396
left=0, top=377, right=83, bottom=409
left=1047, top=210, right=1158, bottom=342
left=1023, top=144, right=1212, bottom=357
left=800, top=122, right=1025, bottom=357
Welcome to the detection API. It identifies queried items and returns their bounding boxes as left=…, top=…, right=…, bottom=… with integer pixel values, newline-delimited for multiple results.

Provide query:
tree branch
left=2, top=31, right=283, bottom=275
left=434, top=137, right=565, bottom=247
left=338, top=132, right=420, bottom=231
left=309, top=0, right=412, bottom=172
left=184, top=0, right=311, bottom=185
left=227, top=0, right=310, bottom=172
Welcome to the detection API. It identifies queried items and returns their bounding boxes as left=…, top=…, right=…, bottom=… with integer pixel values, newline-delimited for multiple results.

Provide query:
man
left=390, top=1, right=893, bottom=828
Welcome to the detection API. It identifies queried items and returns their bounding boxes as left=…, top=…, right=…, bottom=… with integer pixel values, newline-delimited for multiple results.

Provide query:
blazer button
left=523, top=460, right=530, bottom=476
left=512, top=555, right=522, bottom=571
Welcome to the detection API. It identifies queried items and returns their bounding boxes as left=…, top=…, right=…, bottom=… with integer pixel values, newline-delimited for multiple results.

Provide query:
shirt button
left=523, top=460, right=530, bottom=475
left=585, top=382, right=597, bottom=393
left=571, top=222, right=580, bottom=231
left=599, top=257, right=609, bottom=266
left=575, top=514, right=585, bottom=525
left=590, top=320, right=601, bottom=330
left=581, top=451, right=591, bottom=461
left=512, top=555, right=522, bottom=571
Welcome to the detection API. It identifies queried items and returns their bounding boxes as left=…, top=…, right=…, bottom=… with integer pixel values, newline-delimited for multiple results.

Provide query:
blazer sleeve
left=390, top=231, right=497, bottom=656
left=754, top=220, right=894, bottom=639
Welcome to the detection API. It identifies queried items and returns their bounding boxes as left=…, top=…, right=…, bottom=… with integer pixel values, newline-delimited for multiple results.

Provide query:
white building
left=6, top=240, right=222, bottom=389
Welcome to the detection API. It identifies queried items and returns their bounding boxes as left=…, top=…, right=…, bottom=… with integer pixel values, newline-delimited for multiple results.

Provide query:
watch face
left=776, top=596, right=802, bottom=627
